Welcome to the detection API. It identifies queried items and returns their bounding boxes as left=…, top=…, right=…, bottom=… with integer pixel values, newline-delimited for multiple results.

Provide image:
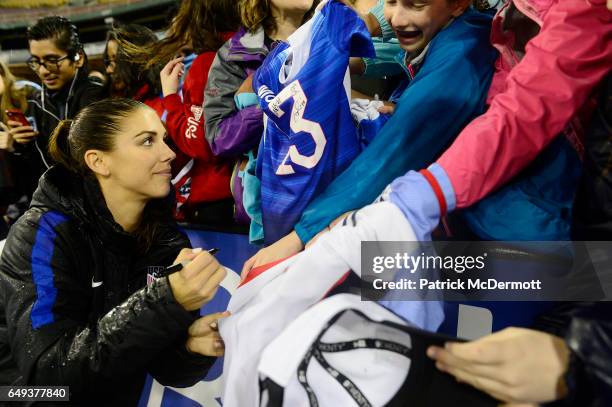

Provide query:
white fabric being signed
left=219, top=202, right=443, bottom=406
left=258, top=294, right=413, bottom=407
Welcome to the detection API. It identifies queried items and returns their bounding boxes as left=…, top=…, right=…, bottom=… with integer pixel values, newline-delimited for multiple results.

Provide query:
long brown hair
left=49, top=98, right=173, bottom=252
left=0, top=60, right=28, bottom=123
left=124, top=0, right=240, bottom=69
left=105, top=24, right=162, bottom=99
left=240, top=0, right=320, bottom=34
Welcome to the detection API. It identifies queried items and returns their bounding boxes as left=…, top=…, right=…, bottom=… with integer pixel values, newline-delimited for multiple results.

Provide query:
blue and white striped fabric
left=253, top=0, right=374, bottom=245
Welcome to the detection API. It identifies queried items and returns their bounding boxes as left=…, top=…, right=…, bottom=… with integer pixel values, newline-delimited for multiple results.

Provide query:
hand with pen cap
left=168, top=248, right=227, bottom=311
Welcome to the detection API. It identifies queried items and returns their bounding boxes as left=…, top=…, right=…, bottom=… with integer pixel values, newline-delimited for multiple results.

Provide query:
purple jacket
left=203, top=27, right=269, bottom=157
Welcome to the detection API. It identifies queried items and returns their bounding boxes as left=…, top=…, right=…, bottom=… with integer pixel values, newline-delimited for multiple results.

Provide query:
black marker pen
left=157, top=248, right=219, bottom=278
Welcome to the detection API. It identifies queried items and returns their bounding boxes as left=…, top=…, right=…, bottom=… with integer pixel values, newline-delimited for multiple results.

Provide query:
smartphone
left=5, top=109, right=30, bottom=127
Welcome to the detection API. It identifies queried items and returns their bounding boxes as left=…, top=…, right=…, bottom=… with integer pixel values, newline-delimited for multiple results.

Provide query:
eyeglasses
left=27, top=55, right=70, bottom=72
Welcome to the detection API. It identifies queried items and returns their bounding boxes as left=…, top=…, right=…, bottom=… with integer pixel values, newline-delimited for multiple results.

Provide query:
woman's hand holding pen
left=167, top=248, right=230, bottom=357
left=168, top=248, right=227, bottom=311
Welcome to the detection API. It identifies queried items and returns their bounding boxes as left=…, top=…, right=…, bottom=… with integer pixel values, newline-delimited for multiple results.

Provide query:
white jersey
left=219, top=202, right=444, bottom=407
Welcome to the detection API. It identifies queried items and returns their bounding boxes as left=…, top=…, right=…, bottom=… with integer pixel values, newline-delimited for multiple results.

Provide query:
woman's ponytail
left=48, top=98, right=143, bottom=175
left=49, top=120, right=79, bottom=172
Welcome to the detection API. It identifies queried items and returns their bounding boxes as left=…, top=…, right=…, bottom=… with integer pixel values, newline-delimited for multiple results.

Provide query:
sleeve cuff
left=387, top=170, right=443, bottom=241
left=294, top=224, right=312, bottom=246
left=426, top=163, right=456, bottom=213
left=234, top=92, right=260, bottom=110
left=159, top=277, right=199, bottom=328
left=162, top=93, right=183, bottom=111
left=178, top=341, right=217, bottom=365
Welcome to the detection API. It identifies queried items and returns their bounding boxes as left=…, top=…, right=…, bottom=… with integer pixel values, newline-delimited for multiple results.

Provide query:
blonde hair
left=0, top=60, right=28, bottom=123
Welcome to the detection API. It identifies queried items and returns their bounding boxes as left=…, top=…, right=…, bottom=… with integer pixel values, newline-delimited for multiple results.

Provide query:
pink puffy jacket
left=436, top=0, right=612, bottom=209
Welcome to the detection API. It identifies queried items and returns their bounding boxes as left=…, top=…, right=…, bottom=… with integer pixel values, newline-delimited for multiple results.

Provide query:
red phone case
left=5, top=109, right=30, bottom=127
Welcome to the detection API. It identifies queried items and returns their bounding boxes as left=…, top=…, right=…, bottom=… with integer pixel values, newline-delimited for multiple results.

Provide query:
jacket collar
left=490, top=0, right=545, bottom=69
left=512, top=0, right=549, bottom=27
left=43, top=68, right=89, bottom=104
left=394, top=11, right=457, bottom=80
left=32, top=166, right=138, bottom=252
left=395, top=43, right=431, bottom=80
left=41, top=68, right=93, bottom=120
left=226, top=27, right=269, bottom=62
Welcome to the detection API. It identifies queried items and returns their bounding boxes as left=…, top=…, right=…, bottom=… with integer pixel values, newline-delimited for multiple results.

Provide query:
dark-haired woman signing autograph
left=0, top=98, right=227, bottom=405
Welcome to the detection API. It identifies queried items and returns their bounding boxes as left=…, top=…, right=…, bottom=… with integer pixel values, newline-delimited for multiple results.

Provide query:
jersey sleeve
left=325, top=1, right=375, bottom=58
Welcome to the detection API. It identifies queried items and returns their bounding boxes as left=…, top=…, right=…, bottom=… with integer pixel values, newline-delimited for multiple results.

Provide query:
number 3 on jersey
left=268, top=80, right=326, bottom=175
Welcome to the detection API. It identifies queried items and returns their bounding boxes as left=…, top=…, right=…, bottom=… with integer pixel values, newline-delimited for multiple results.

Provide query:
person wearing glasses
left=7, top=16, right=103, bottom=209
left=102, top=24, right=162, bottom=112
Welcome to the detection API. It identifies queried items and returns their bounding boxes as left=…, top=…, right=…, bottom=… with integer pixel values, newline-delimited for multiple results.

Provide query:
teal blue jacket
left=295, top=8, right=498, bottom=243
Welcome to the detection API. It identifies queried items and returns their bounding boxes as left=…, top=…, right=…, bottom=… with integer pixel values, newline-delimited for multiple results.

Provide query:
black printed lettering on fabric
left=296, top=312, right=413, bottom=407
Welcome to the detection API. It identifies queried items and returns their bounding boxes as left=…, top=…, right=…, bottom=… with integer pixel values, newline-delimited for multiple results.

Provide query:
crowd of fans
left=0, top=0, right=610, bottom=405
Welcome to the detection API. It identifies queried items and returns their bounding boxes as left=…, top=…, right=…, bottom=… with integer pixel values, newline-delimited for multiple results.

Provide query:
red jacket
left=135, top=84, right=164, bottom=116
left=161, top=52, right=233, bottom=216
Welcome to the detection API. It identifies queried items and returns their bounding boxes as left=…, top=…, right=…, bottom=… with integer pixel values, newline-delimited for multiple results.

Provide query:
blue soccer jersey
left=254, top=0, right=374, bottom=244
